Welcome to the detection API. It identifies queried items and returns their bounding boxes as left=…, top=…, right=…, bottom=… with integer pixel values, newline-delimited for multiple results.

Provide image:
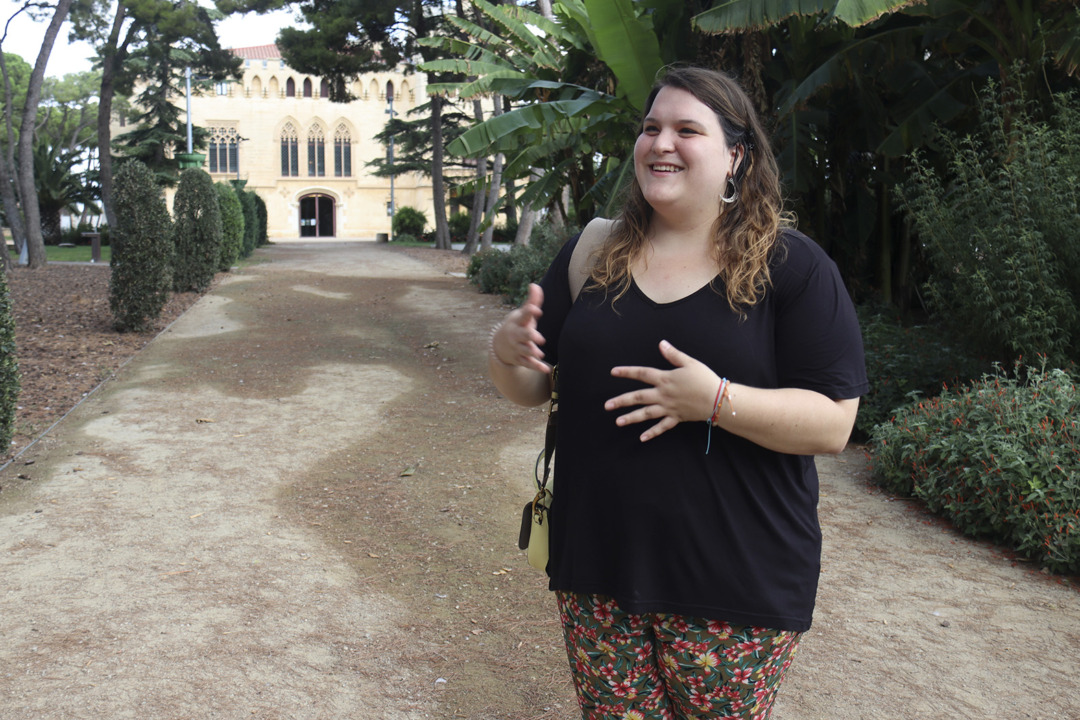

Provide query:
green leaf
left=692, top=0, right=916, bottom=33
left=583, top=0, right=664, bottom=111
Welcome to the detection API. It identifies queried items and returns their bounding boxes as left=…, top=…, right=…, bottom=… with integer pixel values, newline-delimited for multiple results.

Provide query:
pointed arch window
left=280, top=122, right=299, bottom=176
left=286, top=78, right=296, bottom=97
left=320, top=79, right=329, bottom=98
left=303, top=78, right=313, bottom=98
left=307, top=124, right=325, bottom=177
left=333, top=124, right=352, bottom=177
left=209, top=127, right=240, bottom=174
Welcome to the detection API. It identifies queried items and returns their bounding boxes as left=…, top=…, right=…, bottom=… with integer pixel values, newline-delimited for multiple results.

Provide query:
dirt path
left=1, top=241, right=1077, bottom=720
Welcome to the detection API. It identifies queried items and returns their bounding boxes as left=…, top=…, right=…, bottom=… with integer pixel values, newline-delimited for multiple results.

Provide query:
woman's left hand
left=605, top=340, right=720, bottom=442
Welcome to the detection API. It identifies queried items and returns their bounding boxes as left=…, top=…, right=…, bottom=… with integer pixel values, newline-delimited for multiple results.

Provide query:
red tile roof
left=231, top=45, right=282, bottom=60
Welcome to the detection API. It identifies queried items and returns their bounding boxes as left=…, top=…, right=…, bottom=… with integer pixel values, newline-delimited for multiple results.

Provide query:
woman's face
left=633, top=86, right=739, bottom=223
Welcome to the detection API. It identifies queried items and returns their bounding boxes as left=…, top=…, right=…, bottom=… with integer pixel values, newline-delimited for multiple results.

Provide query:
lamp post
left=177, top=67, right=206, bottom=169
left=186, top=66, right=193, bottom=153
left=385, top=80, right=396, bottom=241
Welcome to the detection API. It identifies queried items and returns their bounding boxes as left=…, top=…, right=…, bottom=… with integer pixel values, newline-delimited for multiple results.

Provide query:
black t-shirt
left=536, top=228, right=869, bottom=632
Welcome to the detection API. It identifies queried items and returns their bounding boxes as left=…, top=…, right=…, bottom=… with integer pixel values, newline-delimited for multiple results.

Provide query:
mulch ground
left=2, top=246, right=471, bottom=465
left=4, top=262, right=203, bottom=462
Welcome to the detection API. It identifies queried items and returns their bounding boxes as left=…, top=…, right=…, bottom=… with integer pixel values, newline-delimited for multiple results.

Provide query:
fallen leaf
left=367, top=552, right=381, bottom=558
left=400, top=467, right=416, bottom=477
left=195, top=418, right=216, bottom=424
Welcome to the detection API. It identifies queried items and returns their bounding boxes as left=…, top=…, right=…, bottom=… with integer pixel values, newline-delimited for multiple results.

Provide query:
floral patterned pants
left=556, top=591, right=802, bottom=720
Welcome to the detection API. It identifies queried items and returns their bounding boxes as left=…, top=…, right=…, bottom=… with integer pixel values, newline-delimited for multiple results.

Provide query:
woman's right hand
left=491, top=283, right=551, bottom=374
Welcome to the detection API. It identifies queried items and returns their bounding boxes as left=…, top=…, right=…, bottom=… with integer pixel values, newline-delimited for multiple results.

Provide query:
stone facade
left=115, top=45, right=434, bottom=240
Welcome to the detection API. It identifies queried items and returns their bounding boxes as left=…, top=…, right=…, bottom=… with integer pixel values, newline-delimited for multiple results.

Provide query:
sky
left=1, top=2, right=302, bottom=78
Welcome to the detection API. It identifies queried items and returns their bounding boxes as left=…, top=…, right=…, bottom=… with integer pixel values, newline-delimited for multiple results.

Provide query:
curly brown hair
left=592, top=66, right=792, bottom=312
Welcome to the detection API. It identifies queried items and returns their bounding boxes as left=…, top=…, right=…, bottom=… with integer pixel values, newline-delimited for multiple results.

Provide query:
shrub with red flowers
left=870, top=362, right=1080, bottom=575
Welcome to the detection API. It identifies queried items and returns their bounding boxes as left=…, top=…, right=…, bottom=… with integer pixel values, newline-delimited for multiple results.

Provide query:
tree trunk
left=429, top=95, right=451, bottom=250
left=14, top=13, right=67, bottom=263
left=503, top=177, right=517, bottom=225
left=0, top=51, right=28, bottom=257
left=18, top=0, right=75, bottom=268
left=480, top=95, right=503, bottom=251
left=41, top=208, right=62, bottom=245
left=97, top=3, right=131, bottom=232
left=512, top=0, right=554, bottom=245
left=462, top=98, right=487, bottom=255
left=463, top=156, right=487, bottom=255
left=515, top=174, right=537, bottom=246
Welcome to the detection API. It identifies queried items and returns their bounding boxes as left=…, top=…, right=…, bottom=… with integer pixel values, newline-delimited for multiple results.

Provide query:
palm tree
left=34, top=142, right=99, bottom=244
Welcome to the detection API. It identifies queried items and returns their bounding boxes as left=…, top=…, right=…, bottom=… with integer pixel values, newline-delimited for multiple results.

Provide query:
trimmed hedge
left=0, top=267, right=19, bottom=451
left=253, top=193, right=268, bottom=246
left=172, top=168, right=222, bottom=293
left=215, top=182, right=244, bottom=271
left=870, top=363, right=1080, bottom=575
left=109, top=160, right=174, bottom=332
left=238, top=190, right=258, bottom=258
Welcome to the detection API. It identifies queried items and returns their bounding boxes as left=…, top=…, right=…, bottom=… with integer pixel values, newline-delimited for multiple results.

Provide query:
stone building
left=116, top=44, right=434, bottom=240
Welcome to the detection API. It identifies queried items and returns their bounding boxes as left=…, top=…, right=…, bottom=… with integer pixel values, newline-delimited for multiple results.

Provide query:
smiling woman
left=489, top=66, right=869, bottom=719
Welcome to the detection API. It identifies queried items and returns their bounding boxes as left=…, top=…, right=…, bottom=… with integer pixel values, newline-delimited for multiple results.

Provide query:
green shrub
left=253, top=193, right=268, bottom=246
left=466, top=220, right=573, bottom=305
left=899, top=84, right=1080, bottom=367
left=393, top=206, right=426, bottom=237
left=394, top=233, right=418, bottom=244
left=493, top=217, right=519, bottom=244
left=214, top=182, right=244, bottom=271
left=448, top=212, right=471, bottom=242
left=0, top=268, right=19, bottom=451
left=467, top=248, right=513, bottom=296
left=856, top=304, right=986, bottom=438
left=109, top=160, right=173, bottom=332
left=870, top=362, right=1080, bottom=574
left=172, top=168, right=222, bottom=293
left=238, top=190, right=258, bottom=257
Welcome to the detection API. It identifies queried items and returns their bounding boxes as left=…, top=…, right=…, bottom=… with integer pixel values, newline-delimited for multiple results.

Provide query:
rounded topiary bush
left=109, top=160, right=174, bottom=332
left=0, top=267, right=19, bottom=451
left=238, top=189, right=258, bottom=258
left=253, top=193, right=268, bottom=246
left=214, top=182, right=244, bottom=271
left=393, top=206, right=426, bottom=238
left=172, top=168, right=222, bottom=293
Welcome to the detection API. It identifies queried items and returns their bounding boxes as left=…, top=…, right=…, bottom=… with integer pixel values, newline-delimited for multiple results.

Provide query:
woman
left=489, top=67, right=867, bottom=719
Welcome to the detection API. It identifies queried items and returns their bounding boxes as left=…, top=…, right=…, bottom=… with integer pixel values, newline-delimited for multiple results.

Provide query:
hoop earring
left=721, top=176, right=739, bottom=204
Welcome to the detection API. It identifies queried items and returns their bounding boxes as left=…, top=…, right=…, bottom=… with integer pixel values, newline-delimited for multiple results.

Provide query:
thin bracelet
left=709, top=379, right=726, bottom=424
left=705, top=378, right=727, bottom=454
left=488, top=324, right=515, bottom=368
left=722, top=381, right=736, bottom=417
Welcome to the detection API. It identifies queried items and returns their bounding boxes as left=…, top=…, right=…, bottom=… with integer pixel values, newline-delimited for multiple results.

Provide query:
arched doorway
left=299, top=194, right=335, bottom=237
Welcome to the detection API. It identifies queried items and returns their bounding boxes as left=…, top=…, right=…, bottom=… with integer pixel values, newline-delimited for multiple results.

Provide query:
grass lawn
left=47, top=245, right=111, bottom=263
left=5, top=244, right=112, bottom=263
